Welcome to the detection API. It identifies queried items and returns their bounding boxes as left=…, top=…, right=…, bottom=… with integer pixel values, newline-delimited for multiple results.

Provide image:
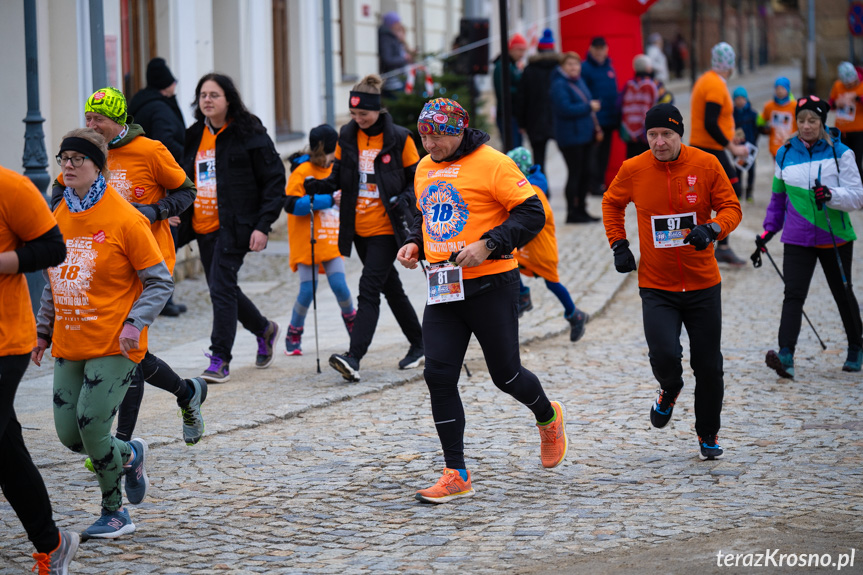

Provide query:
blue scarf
left=63, top=173, right=107, bottom=213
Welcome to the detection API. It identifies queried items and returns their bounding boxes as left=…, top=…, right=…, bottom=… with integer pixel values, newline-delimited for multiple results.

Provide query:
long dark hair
left=192, top=73, right=264, bottom=136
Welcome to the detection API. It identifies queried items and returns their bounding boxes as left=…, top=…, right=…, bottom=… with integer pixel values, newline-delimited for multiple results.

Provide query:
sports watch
left=485, top=238, right=498, bottom=252
left=708, top=222, right=721, bottom=237
left=157, top=205, right=170, bottom=221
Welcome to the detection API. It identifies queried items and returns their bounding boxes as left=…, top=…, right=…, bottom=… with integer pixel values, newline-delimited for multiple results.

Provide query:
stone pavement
left=3, top=64, right=863, bottom=573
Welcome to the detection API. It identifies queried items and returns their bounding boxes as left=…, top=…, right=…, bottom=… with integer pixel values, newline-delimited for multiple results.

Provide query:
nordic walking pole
left=815, top=169, right=863, bottom=338
left=308, top=182, right=322, bottom=374
left=751, top=242, right=827, bottom=350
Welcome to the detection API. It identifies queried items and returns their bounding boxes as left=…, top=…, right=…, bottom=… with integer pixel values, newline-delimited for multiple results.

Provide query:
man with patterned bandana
left=397, top=98, right=568, bottom=503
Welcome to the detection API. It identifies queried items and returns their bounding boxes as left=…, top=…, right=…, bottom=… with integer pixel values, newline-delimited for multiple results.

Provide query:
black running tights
left=0, top=354, right=60, bottom=553
left=422, top=272, right=554, bottom=470
left=115, top=351, right=189, bottom=441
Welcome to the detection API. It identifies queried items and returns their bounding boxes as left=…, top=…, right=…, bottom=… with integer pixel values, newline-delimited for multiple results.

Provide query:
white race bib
left=426, top=263, right=465, bottom=305
left=651, top=212, right=697, bottom=248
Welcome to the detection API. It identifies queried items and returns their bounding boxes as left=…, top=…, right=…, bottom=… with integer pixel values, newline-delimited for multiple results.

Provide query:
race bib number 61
left=426, top=263, right=465, bottom=305
left=651, top=212, right=696, bottom=248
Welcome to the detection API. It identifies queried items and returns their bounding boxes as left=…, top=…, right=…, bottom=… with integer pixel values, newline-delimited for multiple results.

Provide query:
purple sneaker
left=201, top=353, right=230, bottom=383
left=256, top=320, right=280, bottom=368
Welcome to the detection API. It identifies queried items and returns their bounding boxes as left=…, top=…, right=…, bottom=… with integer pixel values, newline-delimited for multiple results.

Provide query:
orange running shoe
left=537, top=400, right=567, bottom=468
left=415, top=468, right=474, bottom=504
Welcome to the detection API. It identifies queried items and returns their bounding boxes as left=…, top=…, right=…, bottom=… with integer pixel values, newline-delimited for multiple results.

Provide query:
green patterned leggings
left=53, top=355, right=136, bottom=511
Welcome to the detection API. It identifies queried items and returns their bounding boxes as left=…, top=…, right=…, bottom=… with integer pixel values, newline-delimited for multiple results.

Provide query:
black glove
left=131, top=203, right=158, bottom=224
left=754, top=230, right=775, bottom=252
left=813, top=185, right=832, bottom=208
left=611, top=239, right=637, bottom=273
left=304, top=177, right=322, bottom=196
left=682, top=224, right=717, bottom=251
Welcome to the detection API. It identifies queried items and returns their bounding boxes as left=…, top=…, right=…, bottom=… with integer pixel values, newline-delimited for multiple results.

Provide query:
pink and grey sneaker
left=342, top=310, right=356, bottom=334
left=285, top=325, right=303, bottom=356
left=201, top=353, right=230, bottom=383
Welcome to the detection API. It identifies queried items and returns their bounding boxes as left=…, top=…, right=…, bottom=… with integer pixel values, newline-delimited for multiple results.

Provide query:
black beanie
left=644, top=103, right=685, bottom=137
left=795, top=95, right=830, bottom=126
left=309, top=124, right=338, bottom=154
left=146, top=58, right=176, bottom=90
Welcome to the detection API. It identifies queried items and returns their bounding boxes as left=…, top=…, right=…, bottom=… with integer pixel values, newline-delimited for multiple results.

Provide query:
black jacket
left=515, top=52, right=559, bottom=142
left=179, top=119, right=286, bottom=253
left=128, top=88, right=186, bottom=163
left=310, top=113, right=418, bottom=256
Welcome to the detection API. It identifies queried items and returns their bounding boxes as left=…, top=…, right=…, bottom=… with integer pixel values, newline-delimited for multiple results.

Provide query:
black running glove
left=682, top=224, right=717, bottom=251
left=611, top=239, right=637, bottom=273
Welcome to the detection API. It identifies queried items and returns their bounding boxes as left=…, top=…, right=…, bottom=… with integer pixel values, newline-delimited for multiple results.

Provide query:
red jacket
left=602, top=144, right=742, bottom=292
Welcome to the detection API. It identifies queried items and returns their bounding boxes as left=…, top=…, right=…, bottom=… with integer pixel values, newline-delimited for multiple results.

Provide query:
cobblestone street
left=2, top=65, right=862, bottom=573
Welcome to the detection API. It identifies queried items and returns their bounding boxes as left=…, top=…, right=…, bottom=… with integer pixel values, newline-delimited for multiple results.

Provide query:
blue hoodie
left=549, top=66, right=596, bottom=147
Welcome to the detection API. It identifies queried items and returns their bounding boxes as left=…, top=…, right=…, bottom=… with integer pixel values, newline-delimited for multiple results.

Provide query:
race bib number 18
left=426, top=263, right=465, bottom=305
left=651, top=212, right=696, bottom=248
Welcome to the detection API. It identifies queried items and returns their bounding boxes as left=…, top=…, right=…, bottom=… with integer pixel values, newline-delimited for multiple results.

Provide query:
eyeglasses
left=199, top=92, right=224, bottom=100
left=56, top=155, right=88, bottom=167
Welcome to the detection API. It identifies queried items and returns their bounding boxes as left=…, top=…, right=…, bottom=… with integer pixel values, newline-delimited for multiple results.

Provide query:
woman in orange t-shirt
left=0, top=165, right=75, bottom=569
left=32, top=129, right=172, bottom=540
left=283, top=125, right=355, bottom=355
left=305, top=74, right=424, bottom=382
left=829, top=61, right=863, bottom=179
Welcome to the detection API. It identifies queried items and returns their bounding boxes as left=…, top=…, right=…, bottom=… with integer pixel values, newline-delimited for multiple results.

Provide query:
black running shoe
left=567, top=310, right=589, bottom=342
left=330, top=352, right=360, bottom=382
left=399, top=345, right=425, bottom=369
left=650, top=386, right=682, bottom=428
left=698, top=434, right=724, bottom=460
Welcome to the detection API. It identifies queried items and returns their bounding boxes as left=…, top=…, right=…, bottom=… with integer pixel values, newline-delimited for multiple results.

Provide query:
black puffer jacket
left=128, top=87, right=186, bottom=163
left=178, top=119, right=286, bottom=253
left=311, top=113, right=418, bottom=256
left=515, top=52, right=559, bottom=142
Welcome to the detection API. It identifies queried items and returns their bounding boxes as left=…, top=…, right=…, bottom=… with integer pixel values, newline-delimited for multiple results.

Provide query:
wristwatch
left=707, top=222, right=721, bottom=237
left=157, top=205, right=170, bottom=221
left=485, top=238, right=498, bottom=252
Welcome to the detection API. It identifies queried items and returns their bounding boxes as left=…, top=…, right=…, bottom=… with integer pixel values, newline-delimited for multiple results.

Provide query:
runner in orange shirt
left=284, top=125, right=355, bottom=355
left=52, top=87, right=207, bottom=449
left=397, top=98, right=568, bottom=503
left=33, top=128, right=173, bottom=539
left=829, top=61, right=863, bottom=179
left=506, top=147, right=589, bottom=342
left=0, top=165, right=78, bottom=573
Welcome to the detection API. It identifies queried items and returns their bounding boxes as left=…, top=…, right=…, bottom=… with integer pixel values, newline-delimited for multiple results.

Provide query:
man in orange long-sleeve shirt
left=602, top=104, right=742, bottom=460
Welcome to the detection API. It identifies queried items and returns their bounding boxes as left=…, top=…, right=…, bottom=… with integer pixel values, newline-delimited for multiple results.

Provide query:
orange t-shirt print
left=50, top=187, right=164, bottom=363
left=830, top=80, right=863, bottom=133
left=0, top=166, right=59, bottom=355
left=285, top=160, right=341, bottom=272
left=193, top=125, right=225, bottom=235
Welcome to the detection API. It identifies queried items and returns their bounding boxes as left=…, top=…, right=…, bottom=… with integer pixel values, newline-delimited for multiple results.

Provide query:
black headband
left=349, top=91, right=381, bottom=111
left=59, top=137, right=106, bottom=172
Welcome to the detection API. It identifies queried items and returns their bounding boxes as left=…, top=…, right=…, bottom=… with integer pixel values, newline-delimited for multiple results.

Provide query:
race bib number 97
left=651, top=212, right=696, bottom=248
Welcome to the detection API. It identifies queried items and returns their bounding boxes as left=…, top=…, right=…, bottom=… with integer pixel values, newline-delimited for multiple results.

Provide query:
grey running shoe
left=329, top=352, right=360, bottom=382
left=124, top=438, right=149, bottom=505
left=256, top=320, right=280, bottom=368
left=31, top=529, right=79, bottom=574
left=179, top=377, right=208, bottom=445
left=201, top=353, right=230, bottom=383
left=83, top=507, right=136, bottom=539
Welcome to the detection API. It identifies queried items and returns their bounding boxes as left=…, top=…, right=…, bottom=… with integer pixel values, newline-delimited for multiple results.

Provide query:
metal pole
left=736, top=0, right=744, bottom=76
left=89, top=0, right=107, bottom=89
left=322, top=0, right=335, bottom=126
left=807, top=0, right=816, bottom=95
left=22, top=0, right=50, bottom=313
left=499, top=0, right=512, bottom=152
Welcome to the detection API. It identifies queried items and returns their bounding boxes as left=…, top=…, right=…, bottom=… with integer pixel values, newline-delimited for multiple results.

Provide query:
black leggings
left=841, top=131, right=863, bottom=181
left=115, top=351, right=190, bottom=441
left=349, top=234, right=423, bottom=360
left=0, top=354, right=59, bottom=553
left=560, top=143, right=592, bottom=220
left=779, top=242, right=862, bottom=351
left=640, top=284, right=724, bottom=437
left=423, top=271, right=554, bottom=470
